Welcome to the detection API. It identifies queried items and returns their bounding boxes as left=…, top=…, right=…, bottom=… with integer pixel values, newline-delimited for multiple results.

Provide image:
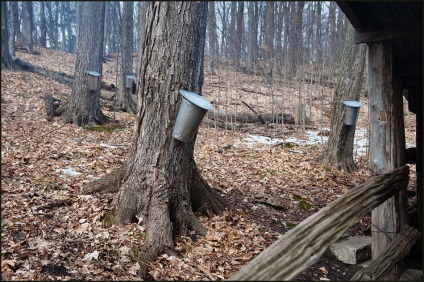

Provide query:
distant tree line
left=3, top=1, right=346, bottom=78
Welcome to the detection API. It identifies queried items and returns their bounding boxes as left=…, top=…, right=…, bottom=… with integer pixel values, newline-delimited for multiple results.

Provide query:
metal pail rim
left=343, top=100, right=362, bottom=108
left=179, top=89, right=215, bottom=111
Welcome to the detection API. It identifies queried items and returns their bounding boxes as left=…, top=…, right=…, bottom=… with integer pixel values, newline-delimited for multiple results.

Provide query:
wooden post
left=368, top=41, right=408, bottom=280
left=414, top=86, right=423, bottom=261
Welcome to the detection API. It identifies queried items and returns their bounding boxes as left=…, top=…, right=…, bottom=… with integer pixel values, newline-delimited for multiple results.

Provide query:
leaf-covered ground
left=1, top=46, right=417, bottom=281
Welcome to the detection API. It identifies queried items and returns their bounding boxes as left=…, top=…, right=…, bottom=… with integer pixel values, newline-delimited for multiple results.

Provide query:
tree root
left=83, top=167, right=126, bottom=194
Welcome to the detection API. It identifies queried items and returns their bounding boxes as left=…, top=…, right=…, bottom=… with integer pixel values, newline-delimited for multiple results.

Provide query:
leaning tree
left=62, top=1, right=108, bottom=126
left=316, top=23, right=367, bottom=172
left=85, top=2, right=226, bottom=278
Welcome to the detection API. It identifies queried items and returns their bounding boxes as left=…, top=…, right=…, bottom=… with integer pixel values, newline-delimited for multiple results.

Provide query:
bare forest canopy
left=5, top=1, right=346, bottom=76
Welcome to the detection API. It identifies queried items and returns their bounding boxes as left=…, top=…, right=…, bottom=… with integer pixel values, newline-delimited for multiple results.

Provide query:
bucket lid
left=343, top=100, right=362, bottom=108
left=179, top=89, right=215, bottom=111
left=87, top=71, right=100, bottom=77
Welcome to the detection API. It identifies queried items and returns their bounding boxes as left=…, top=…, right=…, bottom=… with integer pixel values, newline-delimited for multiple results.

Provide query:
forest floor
left=1, top=46, right=418, bottom=281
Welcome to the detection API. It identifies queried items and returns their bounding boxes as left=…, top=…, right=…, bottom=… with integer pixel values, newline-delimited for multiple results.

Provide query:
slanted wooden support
left=227, top=166, right=409, bottom=281
left=350, top=225, right=421, bottom=281
left=368, top=41, right=408, bottom=274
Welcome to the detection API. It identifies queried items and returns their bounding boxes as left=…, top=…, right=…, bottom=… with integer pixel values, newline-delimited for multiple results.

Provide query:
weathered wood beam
left=227, top=166, right=409, bottom=281
left=368, top=41, right=408, bottom=280
left=354, top=19, right=423, bottom=44
left=350, top=225, right=421, bottom=281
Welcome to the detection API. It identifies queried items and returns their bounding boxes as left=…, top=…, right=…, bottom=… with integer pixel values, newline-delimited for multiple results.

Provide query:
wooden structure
left=337, top=1, right=423, bottom=278
left=228, top=2, right=422, bottom=281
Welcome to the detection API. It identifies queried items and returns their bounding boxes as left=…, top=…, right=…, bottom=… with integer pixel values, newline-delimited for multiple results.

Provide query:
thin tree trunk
left=39, top=2, right=47, bottom=47
left=115, top=1, right=136, bottom=113
left=1, top=1, right=13, bottom=69
left=9, top=1, right=19, bottom=54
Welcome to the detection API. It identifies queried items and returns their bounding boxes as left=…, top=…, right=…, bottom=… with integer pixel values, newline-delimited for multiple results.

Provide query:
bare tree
left=207, top=1, right=218, bottom=63
left=85, top=2, right=226, bottom=278
left=22, top=1, right=34, bottom=54
left=8, top=1, right=18, bottom=57
left=39, top=1, right=47, bottom=47
left=264, top=1, right=274, bottom=75
left=1, top=1, right=13, bottom=69
left=316, top=23, right=367, bottom=172
left=115, top=1, right=136, bottom=113
left=235, top=1, right=244, bottom=70
left=63, top=2, right=108, bottom=126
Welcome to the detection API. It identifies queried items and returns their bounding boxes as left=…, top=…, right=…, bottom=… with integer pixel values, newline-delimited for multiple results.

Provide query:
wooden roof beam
left=354, top=19, right=423, bottom=44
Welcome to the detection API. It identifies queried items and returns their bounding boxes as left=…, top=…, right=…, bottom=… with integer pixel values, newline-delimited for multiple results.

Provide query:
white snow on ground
left=243, top=127, right=416, bottom=161
left=55, top=167, right=82, bottom=178
left=243, top=127, right=366, bottom=160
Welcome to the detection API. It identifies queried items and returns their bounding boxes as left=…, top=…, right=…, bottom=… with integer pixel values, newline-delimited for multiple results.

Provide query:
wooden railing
left=228, top=166, right=412, bottom=281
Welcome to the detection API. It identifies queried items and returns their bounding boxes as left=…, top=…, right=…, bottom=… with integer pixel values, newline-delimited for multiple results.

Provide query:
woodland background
left=1, top=1, right=418, bottom=280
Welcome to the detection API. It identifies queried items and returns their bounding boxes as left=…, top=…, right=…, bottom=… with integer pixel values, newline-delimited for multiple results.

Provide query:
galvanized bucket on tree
left=87, top=71, right=100, bottom=91
left=343, top=100, right=362, bottom=126
left=172, top=89, right=215, bottom=142
left=125, top=75, right=134, bottom=89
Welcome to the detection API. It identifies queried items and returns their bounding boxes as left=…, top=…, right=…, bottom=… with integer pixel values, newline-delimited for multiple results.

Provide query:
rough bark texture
left=63, top=2, right=108, bottom=126
left=109, top=2, right=226, bottom=278
left=1, top=1, right=13, bottom=70
left=316, top=23, right=366, bottom=173
left=115, top=1, right=136, bottom=114
left=229, top=166, right=409, bottom=281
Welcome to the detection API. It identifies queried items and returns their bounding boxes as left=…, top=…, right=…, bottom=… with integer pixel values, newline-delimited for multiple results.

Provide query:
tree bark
left=62, top=2, right=108, bottom=126
left=22, top=1, right=34, bottom=55
left=9, top=1, right=18, bottom=57
left=115, top=1, right=136, bottom=114
left=316, top=23, right=366, bottom=173
left=1, top=1, right=13, bottom=70
left=207, top=2, right=218, bottom=63
left=97, top=2, right=227, bottom=278
left=45, top=2, right=56, bottom=49
left=39, top=2, right=47, bottom=47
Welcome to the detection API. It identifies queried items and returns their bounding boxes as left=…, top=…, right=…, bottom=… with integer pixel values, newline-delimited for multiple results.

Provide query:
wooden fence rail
left=227, top=165, right=409, bottom=281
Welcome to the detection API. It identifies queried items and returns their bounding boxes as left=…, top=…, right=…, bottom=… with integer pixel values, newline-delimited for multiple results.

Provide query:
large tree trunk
left=63, top=2, right=108, bottom=126
left=115, top=1, right=136, bottom=113
left=316, top=23, right=366, bottom=173
left=103, top=2, right=226, bottom=278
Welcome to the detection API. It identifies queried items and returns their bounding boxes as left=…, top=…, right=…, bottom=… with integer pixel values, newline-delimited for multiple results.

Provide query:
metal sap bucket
left=125, top=75, right=134, bottom=89
left=172, top=89, right=215, bottom=142
left=87, top=71, right=100, bottom=91
left=343, top=100, right=362, bottom=126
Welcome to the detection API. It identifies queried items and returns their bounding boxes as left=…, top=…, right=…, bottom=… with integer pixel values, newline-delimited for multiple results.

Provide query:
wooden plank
left=354, top=19, right=423, bottom=44
left=227, top=166, right=409, bottom=281
left=350, top=225, right=421, bottom=281
left=368, top=41, right=408, bottom=280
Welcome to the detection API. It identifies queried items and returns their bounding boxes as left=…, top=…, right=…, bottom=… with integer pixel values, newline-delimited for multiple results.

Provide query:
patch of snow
left=243, top=127, right=374, bottom=160
left=100, top=143, right=125, bottom=149
left=55, top=168, right=82, bottom=178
